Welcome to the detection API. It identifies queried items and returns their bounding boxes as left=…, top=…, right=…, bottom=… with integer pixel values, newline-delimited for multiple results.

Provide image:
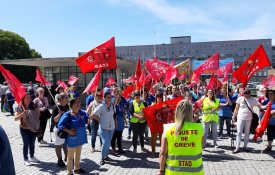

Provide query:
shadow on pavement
left=203, top=154, right=244, bottom=162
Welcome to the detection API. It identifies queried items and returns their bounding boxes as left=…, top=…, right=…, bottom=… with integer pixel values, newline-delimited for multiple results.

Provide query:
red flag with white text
left=195, top=53, right=220, bottom=74
left=232, top=45, right=271, bottom=88
left=143, top=97, right=183, bottom=133
left=217, top=62, right=233, bottom=77
left=0, top=64, right=26, bottom=104
left=75, top=37, right=116, bottom=73
left=145, top=59, right=171, bottom=81
left=68, top=75, right=79, bottom=86
left=261, top=75, right=275, bottom=88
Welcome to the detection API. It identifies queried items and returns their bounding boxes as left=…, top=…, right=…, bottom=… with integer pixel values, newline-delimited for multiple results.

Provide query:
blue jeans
left=99, top=127, right=114, bottom=159
left=20, top=127, right=36, bottom=160
left=90, top=120, right=101, bottom=148
left=202, top=121, right=218, bottom=146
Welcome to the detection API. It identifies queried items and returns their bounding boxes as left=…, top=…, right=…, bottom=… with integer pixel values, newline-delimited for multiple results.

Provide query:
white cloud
left=104, top=0, right=219, bottom=25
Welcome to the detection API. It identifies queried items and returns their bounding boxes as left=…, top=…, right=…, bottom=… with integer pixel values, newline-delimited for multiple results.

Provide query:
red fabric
left=145, top=73, right=152, bottom=85
left=122, top=84, right=134, bottom=99
left=0, top=64, right=26, bottom=104
left=123, top=75, right=135, bottom=84
left=191, top=71, right=201, bottom=83
left=83, top=69, right=101, bottom=93
left=231, top=77, right=238, bottom=84
left=163, top=67, right=178, bottom=85
left=253, top=101, right=272, bottom=142
left=232, top=45, right=271, bottom=88
left=134, top=80, right=141, bottom=90
left=68, top=75, right=79, bottom=86
left=75, top=37, right=116, bottom=73
left=35, top=69, right=51, bottom=85
left=178, top=73, right=186, bottom=81
left=261, top=75, right=275, bottom=88
left=145, top=59, right=171, bottom=81
left=207, top=74, right=223, bottom=90
left=222, top=71, right=229, bottom=83
left=195, top=53, right=220, bottom=74
left=134, top=56, right=142, bottom=80
left=56, top=81, right=68, bottom=91
left=105, top=77, right=116, bottom=87
left=217, top=62, right=233, bottom=77
left=143, top=97, right=183, bottom=133
left=138, top=69, right=146, bottom=86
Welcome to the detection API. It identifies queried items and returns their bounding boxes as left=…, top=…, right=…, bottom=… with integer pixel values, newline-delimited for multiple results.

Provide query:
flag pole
left=45, top=85, right=61, bottom=111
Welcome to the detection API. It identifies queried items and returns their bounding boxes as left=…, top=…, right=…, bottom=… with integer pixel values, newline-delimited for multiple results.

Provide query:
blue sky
left=1, top=0, right=275, bottom=58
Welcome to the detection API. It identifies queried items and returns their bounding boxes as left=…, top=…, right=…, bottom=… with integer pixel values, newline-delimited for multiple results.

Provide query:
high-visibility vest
left=130, top=100, right=146, bottom=123
left=165, top=122, right=204, bottom=175
left=202, top=97, right=220, bottom=123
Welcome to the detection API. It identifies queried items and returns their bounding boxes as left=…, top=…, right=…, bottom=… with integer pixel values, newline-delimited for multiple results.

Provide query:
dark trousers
left=219, top=116, right=231, bottom=137
left=20, top=127, right=36, bottom=160
left=7, top=101, right=14, bottom=115
left=90, top=120, right=102, bottom=148
left=131, top=122, right=146, bottom=149
left=111, top=130, right=123, bottom=150
left=37, top=115, right=48, bottom=142
left=1, top=95, right=5, bottom=112
left=267, top=125, right=275, bottom=141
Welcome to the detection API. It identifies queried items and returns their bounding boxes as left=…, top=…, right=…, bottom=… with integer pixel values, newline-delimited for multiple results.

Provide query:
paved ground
left=1, top=111, right=275, bottom=175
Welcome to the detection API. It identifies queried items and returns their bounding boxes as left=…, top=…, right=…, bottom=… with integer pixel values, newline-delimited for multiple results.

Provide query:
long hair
left=174, top=100, right=193, bottom=136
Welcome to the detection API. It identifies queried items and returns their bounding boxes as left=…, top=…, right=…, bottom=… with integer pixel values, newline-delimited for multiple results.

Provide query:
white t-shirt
left=92, top=102, right=116, bottom=130
left=236, top=96, right=259, bottom=121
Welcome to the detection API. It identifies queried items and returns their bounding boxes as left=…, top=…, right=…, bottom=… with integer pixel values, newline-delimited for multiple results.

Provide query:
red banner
left=122, top=84, right=134, bottom=99
left=261, top=75, right=275, bottom=88
left=83, top=69, right=101, bottom=93
left=143, top=97, right=183, bottom=133
left=217, top=62, right=233, bottom=77
left=105, top=77, right=116, bottom=87
left=68, top=75, right=79, bottom=86
left=75, top=37, right=116, bottom=73
left=145, top=59, right=171, bottom=81
left=207, top=74, right=223, bottom=90
left=233, top=45, right=271, bottom=88
left=35, top=69, right=51, bottom=85
left=0, top=64, right=26, bottom=104
left=195, top=53, right=220, bottom=74
left=253, top=101, right=272, bottom=142
left=134, top=56, right=142, bottom=80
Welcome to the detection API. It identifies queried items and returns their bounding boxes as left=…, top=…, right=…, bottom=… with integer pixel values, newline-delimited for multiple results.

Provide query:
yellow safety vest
left=202, top=97, right=220, bottom=123
left=165, top=122, right=204, bottom=175
left=130, top=100, right=146, bottom=123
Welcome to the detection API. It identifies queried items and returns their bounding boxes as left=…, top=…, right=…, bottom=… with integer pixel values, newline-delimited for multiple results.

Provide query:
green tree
left=0, top=29, right=42, bottom=83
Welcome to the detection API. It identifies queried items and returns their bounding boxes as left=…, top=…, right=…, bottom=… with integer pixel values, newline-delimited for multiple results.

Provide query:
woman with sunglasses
left=92, top=92, right=116, bottom=165
left=87, top=91, right=103, bottom=153
left=201, top=89, right=220, bottom=148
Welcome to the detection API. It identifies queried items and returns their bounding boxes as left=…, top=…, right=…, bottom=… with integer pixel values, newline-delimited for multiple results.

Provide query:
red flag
left=134, top=56, right=142, bottom=80
left=170, top=57, right=176, bottom=67
left=217, top=62, right=233, bottom=77
left=163, top=67, right=178, bottom=85
left=68, top=75, right=79, bottom=86
left=222, top=71, right=229, bottom=83
left=55, top=81, right=68, bottom=91
left=105, top=77, right=116, bottom=87
left=122, top=84, right=134, bottom=99
left=83, top=69, right=102, bottom=93
left=195, top=53, right=220, bottom=74
left=143, top=97, right=183, bottom=133
left=138, top=70, right=146, bottom=86
left=0, top=64, right=26, bottom=104
left=145, top=73, right=152, bottom=84
left=207, top=74, right=223, bottom=90
left=233, top=45, right=271, bottom=88
left=145, top=59, right=171, bottom=81
left=253, top=101, right=272, bottom=142
left=261, top=75, right=275, bottom=88
left=35, top=69, right=51, bottom=85
left=75, top=37, right=116, bottom=73
left=123, top=75, right=135, bottom=84
left=191, top=71, right=201, bottom=83
left=231, top=77, right=238, bottom=84
left=178, top=73, right=186, bottom=81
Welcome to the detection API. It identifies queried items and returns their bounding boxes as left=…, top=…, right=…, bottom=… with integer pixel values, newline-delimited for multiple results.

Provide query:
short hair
left=36, top=87, right=44, bottom=94
left=104, top=92, right=112, bottom=98
left=243, top=89, right=251, bottom=95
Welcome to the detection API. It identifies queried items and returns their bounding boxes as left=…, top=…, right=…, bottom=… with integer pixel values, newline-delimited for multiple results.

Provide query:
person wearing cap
left=51, top=93, right=69, bottom=167
left=129, top=90, right=148, bottom=153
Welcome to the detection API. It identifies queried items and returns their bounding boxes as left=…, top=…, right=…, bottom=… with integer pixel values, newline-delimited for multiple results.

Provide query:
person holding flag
left=260, top=90, right=275, bottom=152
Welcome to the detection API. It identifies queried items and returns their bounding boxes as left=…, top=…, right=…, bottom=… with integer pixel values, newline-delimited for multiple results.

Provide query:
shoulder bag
left=244, top=99, right=259, bottom=134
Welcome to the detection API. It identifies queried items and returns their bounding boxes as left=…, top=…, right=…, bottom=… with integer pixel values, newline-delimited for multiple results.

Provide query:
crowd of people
left=1, top=79, right=275, bottom=175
